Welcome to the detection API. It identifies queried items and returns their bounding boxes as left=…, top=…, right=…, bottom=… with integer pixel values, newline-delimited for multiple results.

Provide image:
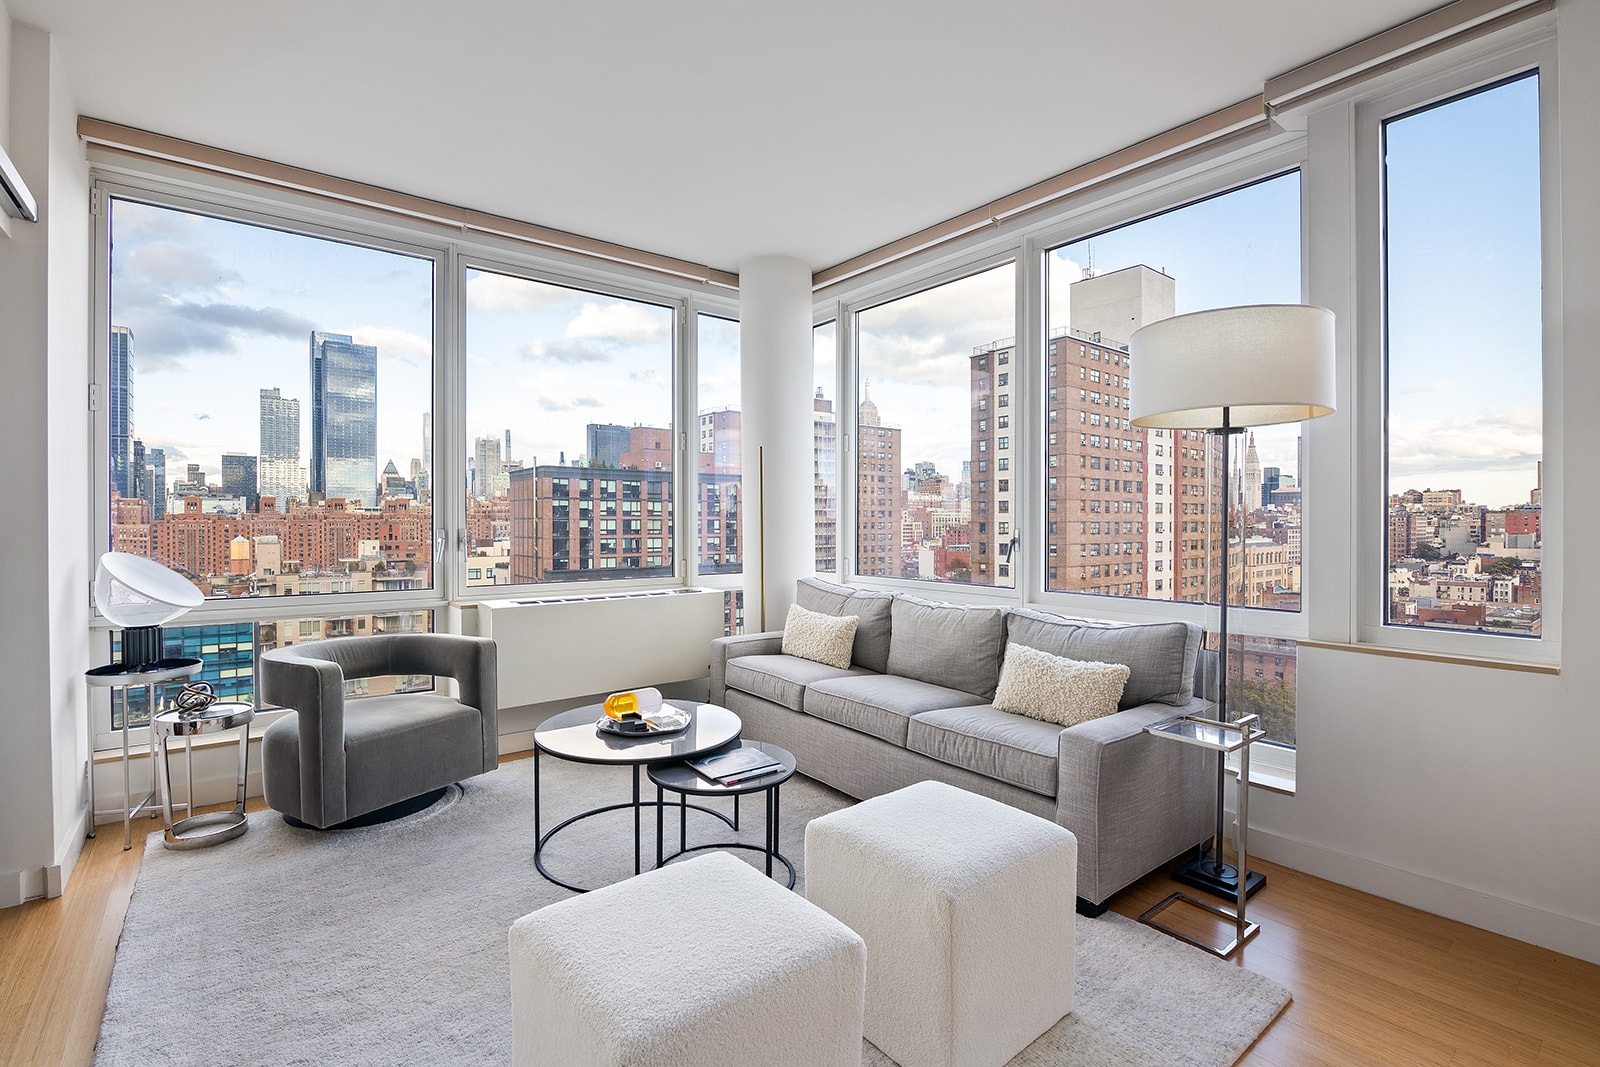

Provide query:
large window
left=464, top=268, right=674, bottom=585
left=856, top=263, right=1016, bottom=586
left=105, top=198, right=435, bottom=600
left=813, top=320, right=838, bottom=573
left=1383, top=73, right=1543, bottom=638
left=697, top=314, right=741, bottom=576
left=1044, top=173, right=1303, bottom=610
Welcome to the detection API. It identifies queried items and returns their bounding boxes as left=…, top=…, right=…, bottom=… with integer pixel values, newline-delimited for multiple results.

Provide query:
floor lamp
left=1129, top=304, right=1335, bottom=900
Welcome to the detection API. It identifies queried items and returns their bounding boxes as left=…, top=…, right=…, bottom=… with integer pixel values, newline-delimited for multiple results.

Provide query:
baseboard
left=51, top=814, right=86, bottom=898
left=1248, top=825, right=1600, bottom=966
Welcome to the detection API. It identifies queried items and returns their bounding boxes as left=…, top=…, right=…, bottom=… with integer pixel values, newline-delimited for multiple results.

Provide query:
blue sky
left=1385, top=72, right=1542, bottom=509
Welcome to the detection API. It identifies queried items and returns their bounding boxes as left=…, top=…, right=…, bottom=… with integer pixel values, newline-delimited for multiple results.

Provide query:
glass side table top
left=534, top=700, right=741, bottom=764
left=1146, top=714, right=1266, bottom=753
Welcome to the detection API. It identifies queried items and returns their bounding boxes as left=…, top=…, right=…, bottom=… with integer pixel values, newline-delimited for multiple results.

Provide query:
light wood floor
left=4, top=756, right=1597, bottom=1066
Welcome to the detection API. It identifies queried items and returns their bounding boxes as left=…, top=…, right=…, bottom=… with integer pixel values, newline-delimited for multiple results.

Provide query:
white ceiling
left=13, top=0, right=1443, bottom=273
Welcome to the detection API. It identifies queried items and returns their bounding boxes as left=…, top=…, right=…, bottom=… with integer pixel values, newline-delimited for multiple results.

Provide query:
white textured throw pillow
left=992, top=642, right=1130, bottom=727
left=781, top=602, right=860, bottom=670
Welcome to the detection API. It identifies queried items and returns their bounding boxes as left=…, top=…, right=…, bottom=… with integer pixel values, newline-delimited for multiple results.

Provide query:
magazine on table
left=689, top=747, right=784, bottom=785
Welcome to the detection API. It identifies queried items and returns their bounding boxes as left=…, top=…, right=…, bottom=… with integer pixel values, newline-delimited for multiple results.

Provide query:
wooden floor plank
left=4, top=763, right=1598, bottom=1067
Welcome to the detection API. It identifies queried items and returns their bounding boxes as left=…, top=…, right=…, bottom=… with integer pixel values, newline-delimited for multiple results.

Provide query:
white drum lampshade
left=95, top=553, right=204, bottom=668
left=1129, top=304, right=1335, bottom=430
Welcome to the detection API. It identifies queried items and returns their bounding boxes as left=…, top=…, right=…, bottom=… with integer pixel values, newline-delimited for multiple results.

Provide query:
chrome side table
left=153, top=701, right=254, bottom=850
left=85, top=658, right=203, bottom=849
left=1139, top=712, right=1265, bottom=958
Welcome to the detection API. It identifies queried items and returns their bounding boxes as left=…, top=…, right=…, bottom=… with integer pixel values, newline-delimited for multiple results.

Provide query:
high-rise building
left=221, top=453, right=259, bottom=511
left=814, top=392, right=837, bottom=573
left=1262, top=466, right=1283, bottom=506
left=857, top=380, right=903, bottom=578
left=259, top=387, right=305, bottom=511
left=109, top=326, right=135, bottom=498
left=145, top=446, right=167, bottom=520
left=586, top=423, right=630, bottom=468
left=473, top=435, right=504, bottom=500
left=422, top=412, right=433, bottom=487
left=309, top=331, right=379, bottom=507
left=698, top=409, right=741, bottom=474
left=967, top=342, right=1014, bottom=587
left=1241, top=433, right=1263, bottom=516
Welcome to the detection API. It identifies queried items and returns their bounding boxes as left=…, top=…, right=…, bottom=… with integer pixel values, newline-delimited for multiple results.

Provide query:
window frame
left=1351, top=31, right=1561, bottom=665
left=90, top=177, right=454, bottom=628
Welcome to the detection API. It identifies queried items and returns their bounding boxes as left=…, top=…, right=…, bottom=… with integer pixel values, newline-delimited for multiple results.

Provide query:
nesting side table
left=1139, top=711, right=1265, bottom=958
left=153, top=701, right=254, bottom=850
left=85, top=658, right=202, bottom=849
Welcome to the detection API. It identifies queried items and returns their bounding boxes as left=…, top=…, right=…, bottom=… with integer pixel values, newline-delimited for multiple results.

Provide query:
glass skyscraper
left=309, top=331, right=379, bottom=507
left=109, top=325, right=134, bottom=498
left=259, top=386, right=305, bottom=510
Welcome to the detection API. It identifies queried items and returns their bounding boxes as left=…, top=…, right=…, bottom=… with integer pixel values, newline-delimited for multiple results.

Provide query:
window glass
left=464, top=268, right=674, bottom=584
left=106, top=199, right=434, bottom=600
left=856, top=263, right=1015, bottom=585
left=697, top=314, right=741, bottom=576
left=1384, top=74, right=1543, bottom=637
left=813, top=321, right=838, bottom=573
left=1045, top=173, right=1302, bottom=610
left=110, top=611, right=432, bottom=729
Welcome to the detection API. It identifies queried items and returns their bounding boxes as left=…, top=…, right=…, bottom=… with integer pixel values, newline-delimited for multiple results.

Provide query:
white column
left=739, top=255, right=813, bottom=633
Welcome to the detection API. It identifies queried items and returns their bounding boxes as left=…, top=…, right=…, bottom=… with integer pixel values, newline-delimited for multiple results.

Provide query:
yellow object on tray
left=603, top=687, right=663, bottom=719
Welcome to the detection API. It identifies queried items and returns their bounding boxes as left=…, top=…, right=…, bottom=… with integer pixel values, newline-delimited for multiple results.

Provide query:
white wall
left=1246, top=5, right=1600, bottom=965
left=0, top=16, right=89, bottom=906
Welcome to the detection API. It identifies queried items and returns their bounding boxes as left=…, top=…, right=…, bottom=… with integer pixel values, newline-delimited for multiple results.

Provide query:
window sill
left=1297, top=639, right=1559, bottom=676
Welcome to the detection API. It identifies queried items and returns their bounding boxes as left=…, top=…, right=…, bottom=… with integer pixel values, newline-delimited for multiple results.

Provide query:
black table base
left=533, top=751, right=737, bottom=894
left=655, top=780, right=795, bottom=889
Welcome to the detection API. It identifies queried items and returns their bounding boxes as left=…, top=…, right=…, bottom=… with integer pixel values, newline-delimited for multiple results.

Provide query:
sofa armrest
left=1055, top=695, right=1216, bottom=905
left=710, top=631, right=785, bottom=704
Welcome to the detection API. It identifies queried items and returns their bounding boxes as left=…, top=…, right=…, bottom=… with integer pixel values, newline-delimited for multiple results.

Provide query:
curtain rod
left=77, top=117, right=740, bottom=292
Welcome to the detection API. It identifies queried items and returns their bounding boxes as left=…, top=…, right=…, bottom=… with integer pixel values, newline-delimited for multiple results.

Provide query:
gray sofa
left=710, top=578, right=1217, bottom=912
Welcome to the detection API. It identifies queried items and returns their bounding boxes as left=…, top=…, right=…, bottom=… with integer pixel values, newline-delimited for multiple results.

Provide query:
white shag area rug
left=96, top=758, right=1289, bottom=1066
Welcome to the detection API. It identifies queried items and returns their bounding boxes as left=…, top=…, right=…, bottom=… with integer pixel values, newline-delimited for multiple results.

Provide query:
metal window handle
left=457, top=528, right=468, bottom=562
left=1002, top=536, right=1019, bottom=561
left=433, top=529, right=446, bottom=562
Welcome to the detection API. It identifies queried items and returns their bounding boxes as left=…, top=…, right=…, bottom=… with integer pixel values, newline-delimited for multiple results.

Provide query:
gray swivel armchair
left=259, top=633, right=498, bottom=829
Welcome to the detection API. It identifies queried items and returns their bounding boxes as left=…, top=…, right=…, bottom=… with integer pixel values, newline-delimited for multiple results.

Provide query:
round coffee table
left=649, top=741, right=797, bottom=888
left=533, top=700, right=741, bottom=892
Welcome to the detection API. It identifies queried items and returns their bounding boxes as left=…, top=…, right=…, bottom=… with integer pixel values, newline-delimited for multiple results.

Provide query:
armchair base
left=282, top=786, right=448, bottom=831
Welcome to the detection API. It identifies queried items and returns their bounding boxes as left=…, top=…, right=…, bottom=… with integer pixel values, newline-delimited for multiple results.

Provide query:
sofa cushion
left=1004, top=607, right=1200, bottom=708
left=992, top=643, right=1129, bottom=727
left=886, top=595, right=1007, bottom=701
left=906, top=705, right=1063, bottom=798
left=725, top=654, right=869, bottom=713
left=781, top=603, right=860, bottom=670
left=798, top=577, right=895, bottom=674
left=806, top=674, right=987, bottom=747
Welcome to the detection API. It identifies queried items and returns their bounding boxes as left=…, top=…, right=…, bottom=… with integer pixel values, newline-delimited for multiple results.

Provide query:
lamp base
left=1174, top=854, right=1266, bottom=901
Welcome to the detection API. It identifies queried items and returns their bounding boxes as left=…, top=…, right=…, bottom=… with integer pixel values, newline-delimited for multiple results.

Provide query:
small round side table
left=649, top=741, right=797, bottom=888
left=152, top=701, right=254, bottom=850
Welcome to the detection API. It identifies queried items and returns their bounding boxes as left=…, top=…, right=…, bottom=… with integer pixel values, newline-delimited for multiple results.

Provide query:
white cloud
left=1389, top=408, right=1541, bottom=473
left=566, top=301, right=669, bottom=343
left=537, top=395, right=604, bottom=412
left=350, top=325, right=432, bottom=366
left=466, top=271, right=573, bottom=313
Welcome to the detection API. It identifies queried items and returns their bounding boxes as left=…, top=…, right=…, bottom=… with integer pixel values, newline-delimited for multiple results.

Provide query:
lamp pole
left=1173, top=405, right=1265, bottom=902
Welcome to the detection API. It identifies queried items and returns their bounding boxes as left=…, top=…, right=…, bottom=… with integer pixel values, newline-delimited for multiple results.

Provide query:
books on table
left=689, top=747, right=784, bottom=786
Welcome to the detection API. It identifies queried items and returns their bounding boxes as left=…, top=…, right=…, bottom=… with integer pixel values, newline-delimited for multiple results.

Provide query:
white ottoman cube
left=508, top=851, right=866, bottom=1067
left=806, top=781, right=1077, bottom=1067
